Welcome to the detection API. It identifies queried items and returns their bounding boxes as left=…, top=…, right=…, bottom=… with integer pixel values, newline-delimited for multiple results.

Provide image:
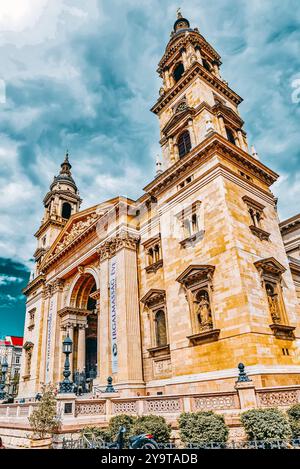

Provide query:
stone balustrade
left=0, top=385, right=300, bottom=427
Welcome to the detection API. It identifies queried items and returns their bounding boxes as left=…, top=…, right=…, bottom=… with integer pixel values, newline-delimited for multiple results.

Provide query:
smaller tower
left=33, top=152, right=81, bottom=274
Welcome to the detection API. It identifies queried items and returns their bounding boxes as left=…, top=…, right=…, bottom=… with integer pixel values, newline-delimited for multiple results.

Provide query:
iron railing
left=61, top=437, right=300, bottom=450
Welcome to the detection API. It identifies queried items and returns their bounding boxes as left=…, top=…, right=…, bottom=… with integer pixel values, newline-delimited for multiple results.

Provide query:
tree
left=241, top=408, right=292, bottom=441
left=132, top=415, right=172, bottom=443
left=178, top=411, right=229, bottom=444
left=287, top=404, right=300, bottom=438
left=28, top=384, right=61, bottom=439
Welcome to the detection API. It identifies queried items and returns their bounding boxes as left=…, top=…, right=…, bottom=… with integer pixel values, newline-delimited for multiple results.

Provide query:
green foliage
left=80, top=426, right=111, bottom=443
left=28, top=384, right=61, bottom=438
left=131, top=415, right=172, bottom=443
left=178, top=411, right=229, bottom=444
left=81, top=414, right=171, bottom=445
left=287, top=404, right=300, bottom=438
left=241, top=408, right=292, bottom=441
left=107, top=414, right=137, bottom=444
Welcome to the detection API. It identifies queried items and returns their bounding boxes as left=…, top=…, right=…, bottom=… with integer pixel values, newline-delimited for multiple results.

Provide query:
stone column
left=77, top=325, right=86, bottom=372
left=168, top=137, right=175, bottom=162
left=98, top=245, right=111, bottom=384
left=188, top=119, right=196, bottom=147
left=213, top=63, right=221, bottom=79
left=114, top=233, right=144, bottom=389
left=181, top=48, right=189, bottom=70
left=218, top=116, right=227, bottom=138
left=164, top=68, right=171, bottom=89
left=195, top=47, right=203, bottom=65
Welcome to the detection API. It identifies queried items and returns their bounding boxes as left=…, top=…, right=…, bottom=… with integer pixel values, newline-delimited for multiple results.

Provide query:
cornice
left=143, top=133, right=278, bottom=197
left=22, top=274, right=45, bottom=297
left=280, top=214, right=300, bottom=235
left=34, top=217, right=66, bottom=238
left=151, top=62, right=242, bottom=115
left=43, top=189, right=81, bottom=206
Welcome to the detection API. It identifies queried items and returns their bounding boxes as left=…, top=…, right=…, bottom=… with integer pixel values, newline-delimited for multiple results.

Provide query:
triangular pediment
left=162, top=107, right=195, bottom=136
left=254, top=257, right=286, bottom=276
left=41, top=197, right=121, bottom=266
left=176, top=264, right=215, bottom=288
left=141, top=289, right=166, bottom=308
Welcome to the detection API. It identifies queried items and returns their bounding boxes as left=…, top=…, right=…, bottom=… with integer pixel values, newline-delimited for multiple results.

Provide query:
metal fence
left=61, top=437, right=300, bottom=450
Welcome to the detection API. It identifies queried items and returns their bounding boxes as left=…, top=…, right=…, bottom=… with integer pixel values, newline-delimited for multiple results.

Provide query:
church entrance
left=85, top=284, right=98, bottom=377
left=70, top=273, right=99, bottom=378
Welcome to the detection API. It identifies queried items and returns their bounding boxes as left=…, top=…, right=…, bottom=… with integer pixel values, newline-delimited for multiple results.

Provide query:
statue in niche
left=195, top=290, right=213, bottom=331
left=266, top=283, right=281, bottom=323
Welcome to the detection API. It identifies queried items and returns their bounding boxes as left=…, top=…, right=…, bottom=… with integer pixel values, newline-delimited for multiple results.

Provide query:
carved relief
left=193, top=394, right=238, bottom=411
left=257, top=390, right=299, bottom=407
left=113, top=401, right=138, bottom=414
left=51, top=212, right=99, bottom=258
left=75, top=402, right=106, bottom=416
left=97, top=232, right=140, bottom=262
left=145, top=398, right=182, bottom=413
left=153, top=358, right=172, bottom=377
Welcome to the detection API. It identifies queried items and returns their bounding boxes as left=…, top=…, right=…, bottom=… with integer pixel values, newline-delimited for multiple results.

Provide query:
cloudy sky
left=0, top=0, right=299, bottom=337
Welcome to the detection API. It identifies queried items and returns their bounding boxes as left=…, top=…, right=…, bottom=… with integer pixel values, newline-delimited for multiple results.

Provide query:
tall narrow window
left=62, top=202, right=72, bottom=219
left=173, top=62, right=184, bottom=82
left=226, top=127, right=236, bottom=145
left=178, top=131, right=191, bottom=158
left=155, top=310, right=167, bottom=347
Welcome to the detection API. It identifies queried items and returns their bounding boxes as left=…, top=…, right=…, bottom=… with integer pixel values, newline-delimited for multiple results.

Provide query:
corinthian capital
left=97, top=232, right=140, bottom=262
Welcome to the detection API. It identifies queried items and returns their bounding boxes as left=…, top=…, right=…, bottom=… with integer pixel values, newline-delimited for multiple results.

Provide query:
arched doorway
left=85, top=283, right=98, bottom=376
left=69, top=273, right=98, bottom=377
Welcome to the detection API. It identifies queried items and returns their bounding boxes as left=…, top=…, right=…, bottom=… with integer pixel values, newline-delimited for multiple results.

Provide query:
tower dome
left=173, top=9, right=191, bottom=34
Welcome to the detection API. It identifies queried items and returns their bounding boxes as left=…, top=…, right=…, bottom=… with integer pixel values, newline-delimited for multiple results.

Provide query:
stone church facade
left=19, top=13, right=300, bottom=402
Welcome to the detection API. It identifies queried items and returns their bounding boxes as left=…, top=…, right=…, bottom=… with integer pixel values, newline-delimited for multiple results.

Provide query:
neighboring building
left=19, top=12, right=300, bottom=401
left=280, top=214, right=300, bottom=308
left=0, top=336, right=23, bottom=396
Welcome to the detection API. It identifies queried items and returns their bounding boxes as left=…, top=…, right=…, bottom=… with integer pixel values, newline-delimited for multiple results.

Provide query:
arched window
left=203, top=59, right=211, bottom=72
left=178, top=130, right=191, bottom=158
left=62, top=202, right=72, bottom=219
left=155, top=310, right=167, bottom=347
left=226, top=127, right=236, bottom=145
left=173, top=62, right=184, bottom=82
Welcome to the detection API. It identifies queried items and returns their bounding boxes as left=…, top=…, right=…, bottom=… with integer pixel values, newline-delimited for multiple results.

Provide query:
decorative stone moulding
left=97, top=232, right=140, bottom=262
left=147, top=344, right=170, bottom=357
left=145, top=259, right=163, bottom=273
left=269, top=323, right=296, bottom=341
left=249, top=225, right=270, bottom=241
left=176, top=264, right=215, bottom=289
left=179, top=229, right=205, bottom=248
left=187, top=329, right=220, bottom=345
left=141, top=289, right=166, bottom=310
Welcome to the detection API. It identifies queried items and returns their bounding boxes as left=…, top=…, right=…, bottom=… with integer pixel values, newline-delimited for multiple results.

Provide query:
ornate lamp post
left=59, top=335, right=74, bottom=393
left=0, top=357, right=8, bottom=400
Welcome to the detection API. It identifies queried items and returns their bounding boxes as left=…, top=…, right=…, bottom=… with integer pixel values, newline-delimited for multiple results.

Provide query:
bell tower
left=33, top=152, right=82, bottom=275
left=151, top=10, right=250, bottom=169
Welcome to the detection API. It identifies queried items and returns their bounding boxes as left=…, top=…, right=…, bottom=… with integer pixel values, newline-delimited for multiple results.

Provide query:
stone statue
left=267, top=294, right=281, bottom=323
left=196, top=292, right=212, bottom=330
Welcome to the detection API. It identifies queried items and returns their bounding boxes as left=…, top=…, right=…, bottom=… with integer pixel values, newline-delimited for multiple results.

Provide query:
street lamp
left=0, top=357, right=8, bottom=400
left=59, top=335, right=74, bottom=394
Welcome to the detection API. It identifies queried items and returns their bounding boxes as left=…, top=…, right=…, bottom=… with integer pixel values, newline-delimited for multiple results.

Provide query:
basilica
left=19, top=12, right=300, bottom=403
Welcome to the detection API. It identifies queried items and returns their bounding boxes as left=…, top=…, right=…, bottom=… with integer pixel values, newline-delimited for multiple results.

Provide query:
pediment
left=41, top=206, right=106, bottom=266
left=254, top=257, right=286, bottom=276
left=176, top=264, right=215, bottom=288
left=141, top=289, right=166, bottom=308
left=162, top=107, right=195, bottom=136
